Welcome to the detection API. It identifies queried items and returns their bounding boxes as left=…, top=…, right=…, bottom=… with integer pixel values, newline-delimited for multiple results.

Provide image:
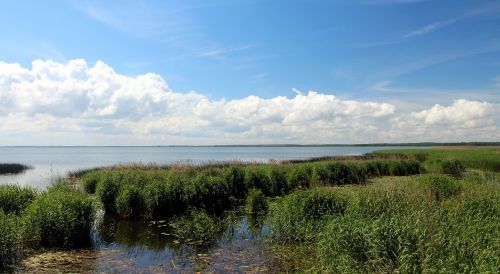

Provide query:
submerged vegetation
left=1, top=147, right=499, bottom=272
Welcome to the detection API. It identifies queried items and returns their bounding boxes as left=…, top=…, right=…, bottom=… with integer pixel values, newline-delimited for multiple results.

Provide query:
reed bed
left=268, top=171, right=500, bottom=272
left=0, top=163, right=30, bottom=175
left=81, top=158, right=421, bottom=220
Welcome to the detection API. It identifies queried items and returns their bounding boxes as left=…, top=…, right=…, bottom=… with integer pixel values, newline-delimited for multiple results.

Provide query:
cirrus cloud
left=0, top=59, right=498, bottom=145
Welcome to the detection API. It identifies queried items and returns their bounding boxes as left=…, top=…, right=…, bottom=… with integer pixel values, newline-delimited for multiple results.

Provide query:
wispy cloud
left=76, top=1, right=261, bottom=69
left=370, top=81, right=500, bottom=109
left=403, top=19, right=456, bottom=38
left=23, top=41, right=67, bottom=63
left=249, top=73, right=268, bottom=82
left=378, top=42, right=500, bottom=78
left=493, top=75, right=500, bottom=88
left=79, top=2, right=196, bottom=41
left=197, top=45, right=255, bottom=58
left=403, top=2, right=500, bottom=38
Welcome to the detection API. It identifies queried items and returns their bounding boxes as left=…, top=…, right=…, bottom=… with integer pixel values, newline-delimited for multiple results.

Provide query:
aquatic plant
left=268, top=188, right=348, bottom=243
left=245, top=166, right=271, bottom=195
left=183, top=173, right=232, bottom=214
left=0, top=164, right=30, bottom=175
left=268, top=165, right=289, bottom=196
left=95, top=172, right=120, bottom=214
left=246, top=188, right=268, bottom=214
left=224, top=166, right=247, bottom=198
left=143, top=174, right=186, bottom=219
left=270, top=170, right=500, bottom=272
left=375, top=148, right=500, bottom=172
left=116, top=184, right=145, bottom=219
left=287, top=164, right=313, bottom=189
left=0, top=210, right=20, bottom=267
left=169, top=209, right=222, bottom=244
left=81, top=172, right=100, bottom=194
left=0, top=185, right=37, bottom=215
left=22, top=186, right=94, bottom=248
left=419, top=174, right=462, bottom=201
left=441, top=159, right=466, bottom=177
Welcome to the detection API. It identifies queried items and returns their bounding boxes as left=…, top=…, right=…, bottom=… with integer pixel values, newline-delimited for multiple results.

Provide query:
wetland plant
left=246, top=188, right=268, bottom=214
left=0, top=185, right=37, bottom=215
left=22, top=185, right=94, bottom=248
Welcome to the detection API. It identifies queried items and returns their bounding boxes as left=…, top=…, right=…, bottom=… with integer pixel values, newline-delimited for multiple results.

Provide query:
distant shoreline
left=0, top=142, right=498, bottom=148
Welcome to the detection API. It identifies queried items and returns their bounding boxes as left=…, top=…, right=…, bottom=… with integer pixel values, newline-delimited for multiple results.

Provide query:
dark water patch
left=17, top=211, right=280, bottom=273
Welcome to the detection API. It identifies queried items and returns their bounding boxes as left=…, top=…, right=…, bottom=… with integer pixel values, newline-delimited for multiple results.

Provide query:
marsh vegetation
left=1, top=147, right=499, bottom=272
left=0, top=164, right=30, bottom=175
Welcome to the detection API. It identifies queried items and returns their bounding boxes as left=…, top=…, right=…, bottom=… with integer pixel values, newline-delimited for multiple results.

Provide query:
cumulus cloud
left=410, top=99, right=498, bottom=126
left=0, top=59, right=498, bottom=145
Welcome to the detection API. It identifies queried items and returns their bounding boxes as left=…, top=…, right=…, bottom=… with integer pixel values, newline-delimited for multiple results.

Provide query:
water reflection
left=68, top=212, right=276, bottom=272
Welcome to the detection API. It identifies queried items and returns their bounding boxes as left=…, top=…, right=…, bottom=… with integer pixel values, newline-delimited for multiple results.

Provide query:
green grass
left=267, top=188, right=348, bottom=244
left=0, top=210, right=20, bottom=268
left=268, top=172, right=500, bottom=272
left=375, top=147, right=500, bottom=172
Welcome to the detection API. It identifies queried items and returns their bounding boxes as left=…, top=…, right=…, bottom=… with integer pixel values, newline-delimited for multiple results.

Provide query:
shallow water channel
left=17, top=210, right=280, bottom=273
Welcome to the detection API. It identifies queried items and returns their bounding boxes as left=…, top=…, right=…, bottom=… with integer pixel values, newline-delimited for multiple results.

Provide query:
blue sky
left=0, top=0, right=499, bottom=145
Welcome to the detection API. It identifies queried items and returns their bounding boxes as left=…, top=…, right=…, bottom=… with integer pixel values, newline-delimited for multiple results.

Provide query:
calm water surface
left=0, top=146, right=426, bottom=188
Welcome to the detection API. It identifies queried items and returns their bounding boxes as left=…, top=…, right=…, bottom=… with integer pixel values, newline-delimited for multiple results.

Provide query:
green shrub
left=246, top=188, right=268, bottom=214
left=82, top=172, right=101, bottom=193
left=224, top=166, right=247, bottom=198
left=116, top=184, right=145, bottom=219
left=268, top=189, right=347, bottom=243
left=441, top=159, right=466, bottom=177
left=22, top=186, right=94, bottom=248
left=0, top=210, right=20, bottom=267
left=0, top=185, right=37, bottom=215
left=169, top=209, right=221, bottom=244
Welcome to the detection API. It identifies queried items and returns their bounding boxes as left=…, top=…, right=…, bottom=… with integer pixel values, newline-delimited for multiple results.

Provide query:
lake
left=0, top=146, right=427, bottom=188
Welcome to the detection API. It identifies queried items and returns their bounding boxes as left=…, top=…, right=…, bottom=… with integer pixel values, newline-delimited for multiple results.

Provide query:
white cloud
left=0, top=59, right=498, bottom=145
left=410, top=99, right=498, bottom=126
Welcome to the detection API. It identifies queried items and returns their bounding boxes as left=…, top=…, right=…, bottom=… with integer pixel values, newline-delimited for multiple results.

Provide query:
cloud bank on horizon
left=0, top=59, right=498, bottom=145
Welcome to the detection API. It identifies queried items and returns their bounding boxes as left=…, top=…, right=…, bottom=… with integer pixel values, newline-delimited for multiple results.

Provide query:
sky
left=0, top=0, right=499, bottom=145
